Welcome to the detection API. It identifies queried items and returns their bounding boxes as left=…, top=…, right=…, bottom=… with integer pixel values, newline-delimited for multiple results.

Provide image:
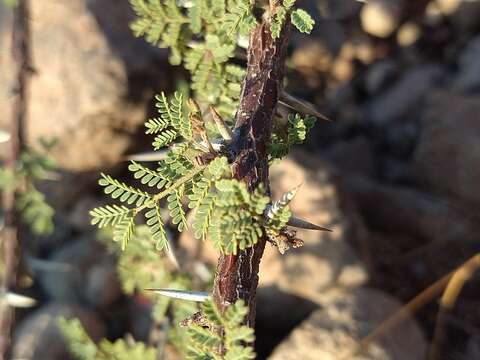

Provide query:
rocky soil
left=1, top=0, right=480, bottom=359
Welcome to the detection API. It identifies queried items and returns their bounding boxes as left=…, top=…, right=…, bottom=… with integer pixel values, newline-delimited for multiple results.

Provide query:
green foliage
left=91, top=89, right=276, bottom=256
left=144, top=204, right=169, bottom=250
left=58, top=318, right=157, bottom=360
left=88, top=0, right=320, bottom=356
left=155, top=92, right=192, bottom=140
left=210, top=180, right=269, bottom=255
left=16, top=186, right=55, bottom=236
left=189, top=157, right=231, bottom=240
left=99, top=173, right=151, bottom=206
left=0, top=147, right=56, bottom=236
left=268, top=113, right=317, bottom=159
left=2, top=0, right=18, bottom=7
left=130, top=0, right=188, bottom=64
left=90, top=205, right=132, bottom=228
left=113, top=215, right=136, bottom=251
left=290, top=8, right=315, bottom=34
left=185, top=35, right=236, bottom=103
left=186, top=299, right=255, bottom=360
left=222, top=0, right=257, bottom=38
left=269, top=0, right=316, bottom=39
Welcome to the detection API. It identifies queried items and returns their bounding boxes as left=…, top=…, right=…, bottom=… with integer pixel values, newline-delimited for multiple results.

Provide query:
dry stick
left=429, top=254, right=480, bottom=360
left=340, top=255, right=480, bottom=360
left=0, top=1, right=31, bottom=358
left=212, top=10, right=291, bottom=326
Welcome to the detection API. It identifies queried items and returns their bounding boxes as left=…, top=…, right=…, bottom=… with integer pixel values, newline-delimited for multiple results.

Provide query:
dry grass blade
left=340, top=254, right=480, bottom=359
left=429, top=254, right=480, bottom=360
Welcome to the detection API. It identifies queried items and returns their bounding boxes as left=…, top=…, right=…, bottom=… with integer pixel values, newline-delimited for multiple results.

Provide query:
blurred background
left=1, top=0, right=480, bottom=359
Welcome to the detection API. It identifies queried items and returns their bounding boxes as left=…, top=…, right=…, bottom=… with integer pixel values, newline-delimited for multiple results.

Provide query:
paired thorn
left=287, top=216, right=332, bottom=232
left=145, top=288, right=210, bottom=302
left=210, top=106, right=233, bottom=142
left=280, top=91, right=331, bottom=122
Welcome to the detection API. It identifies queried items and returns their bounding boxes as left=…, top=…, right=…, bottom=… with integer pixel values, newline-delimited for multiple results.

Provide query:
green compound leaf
left=291, top=9, right=315, bottom=34
left=90, top=205, right=132, bottom=228
left=144, top=203, right=169, bottom=251
left=99, top=173, right=151, bottom=207
left=113, top=215, right=136, bottom=251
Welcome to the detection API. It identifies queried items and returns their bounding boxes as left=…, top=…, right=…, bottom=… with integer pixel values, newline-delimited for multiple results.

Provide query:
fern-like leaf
left=90, top=205, right=132, bottom=228
left=222, top=0, right=257, bottom=37
left=153, top=129, right=178, bottom=150
left=128, top=161, right=171, bottom=189
left=145, top=117, right=169, bottom=134
left=16, top=186, right=54, bottom=236
left=291, top=9, right=314, bottom=34
left=144, top=203, right=169, bottom=251
left=99, top=173, right=151, bottom=206
left=155, top=92, right=192, bottom=140
left=113, top=215, right=136, bottom=251
left=167, top=186, right=188, bottom=232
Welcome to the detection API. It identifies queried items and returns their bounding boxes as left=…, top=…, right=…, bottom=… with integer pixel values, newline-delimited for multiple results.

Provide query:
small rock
left=268, top=287, right=427, bottom=360
left=85, top=258, right=122, bottom=309
left=453, top=36, right=480, bottom=92
left=37, top=236, right=122, bottom=308
left=365, top=65, right=443, bottom=125
left=412, top=90, right=480, bottom=206
left=360, top=0, right=403, bottom=38
left=12, top=303, right=105, bottom=360
left=256, top=286, right=319, bottom=358
left=325, top=137, right=375, bottom=176
left=341, top=175, right=480, bottom=244
left=397, top=22, right=421, bottom=47
left=0, top=0, right=165, bottom=172
left=324, top=0, right=362, bottom=19
left=365, top=59, right=398, bottom=95
left=260, top=152, right=368, bottom=303
left=464, top=335, right=480, bottom=360
left=451, top=0, right=480, bottom=32
left=68, top=196, right=103, bottom=231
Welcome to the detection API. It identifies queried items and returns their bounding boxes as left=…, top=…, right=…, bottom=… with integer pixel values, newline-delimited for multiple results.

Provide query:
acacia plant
left=88, top=0, right=328, bottom=357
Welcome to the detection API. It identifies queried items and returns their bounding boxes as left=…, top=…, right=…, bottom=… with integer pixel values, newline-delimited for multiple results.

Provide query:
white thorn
left=287, top=216, right=332, bottom=232
left=0, top=130, right=11, bottom=143
left=1, top=291, right=37, bottom=308
left=126, top=151, right=168, bottom=162
left=146, top=288, right=210, bottom=302
left=279, top=91, right=331, bottom=122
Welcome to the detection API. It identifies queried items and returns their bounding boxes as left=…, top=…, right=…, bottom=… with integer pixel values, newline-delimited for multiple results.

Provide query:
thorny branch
left=212, top=11, right=291, bottom=326
left=0, top=0, right=31, bottom=358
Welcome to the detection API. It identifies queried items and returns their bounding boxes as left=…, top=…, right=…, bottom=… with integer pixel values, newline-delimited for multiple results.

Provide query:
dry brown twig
left=0, top=1, right=31, bottom=358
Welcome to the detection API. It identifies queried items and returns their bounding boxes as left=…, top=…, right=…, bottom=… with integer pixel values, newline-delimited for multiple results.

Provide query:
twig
left=211, top=7, right=292, bottom=327
left=0, top=1, right=31, bottom=358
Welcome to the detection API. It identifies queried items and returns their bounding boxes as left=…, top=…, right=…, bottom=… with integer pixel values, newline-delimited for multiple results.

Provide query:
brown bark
left=212, top=18, right=291, bottom=327
left=0, top=1, right=30, bottom=358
